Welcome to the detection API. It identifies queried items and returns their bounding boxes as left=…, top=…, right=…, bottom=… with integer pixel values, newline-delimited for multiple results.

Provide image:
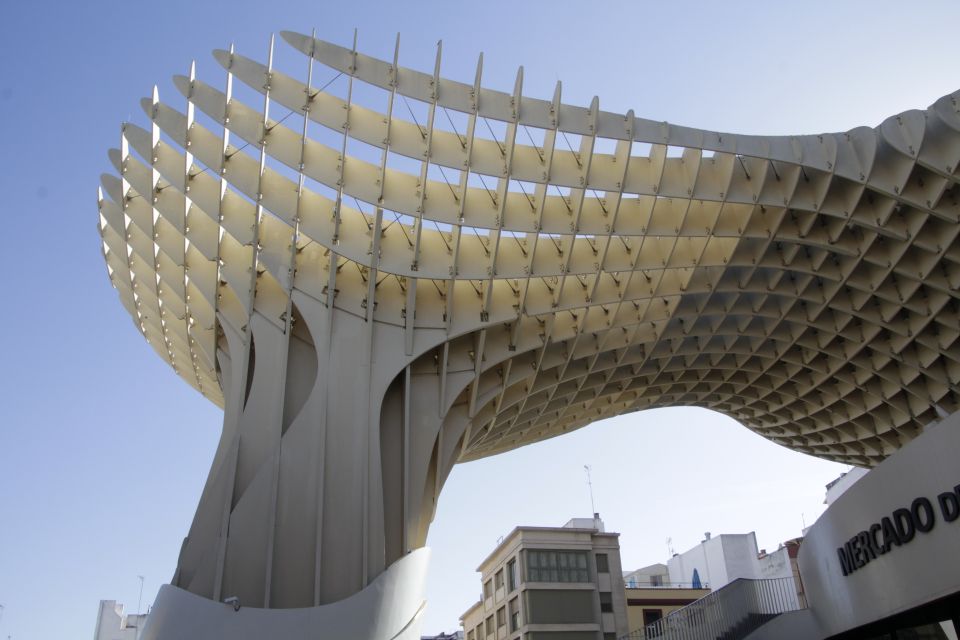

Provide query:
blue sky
left=1, top=0, right=958, bottom=637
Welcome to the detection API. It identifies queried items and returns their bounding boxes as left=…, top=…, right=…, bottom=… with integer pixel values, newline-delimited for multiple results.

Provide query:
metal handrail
left=623, top=581, right=711, bottom=590
left=619, top=577, right=806, bottom=640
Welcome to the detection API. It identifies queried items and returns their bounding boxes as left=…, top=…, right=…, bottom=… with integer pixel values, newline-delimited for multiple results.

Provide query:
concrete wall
left=666, top=541, right=708, bottom=586
left=743, top=609, right=822, bottom=640
left=825, top=467, right=869, bottom=506
left=667, top=533, right=762, bottom=589
left=719, top=534, right=760, bottom=585
left=756, top=547, right=793, bottom=581
left=93, top=601, right=144, bottom=640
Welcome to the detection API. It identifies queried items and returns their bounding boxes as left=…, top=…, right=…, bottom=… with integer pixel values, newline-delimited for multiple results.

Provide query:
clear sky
left=0, top=1, right=958, bottom=638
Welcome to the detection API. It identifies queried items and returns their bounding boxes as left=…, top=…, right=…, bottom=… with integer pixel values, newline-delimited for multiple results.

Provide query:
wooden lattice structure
left=98, top=32, right=960, bottom=612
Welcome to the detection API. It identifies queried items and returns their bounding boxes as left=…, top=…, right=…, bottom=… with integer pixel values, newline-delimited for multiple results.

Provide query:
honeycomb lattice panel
left=98, top=32, right=960, bottom=467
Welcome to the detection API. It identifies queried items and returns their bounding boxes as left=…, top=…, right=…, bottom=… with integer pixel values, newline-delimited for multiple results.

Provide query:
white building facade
left=666, top=533, right=793, bottom=591
left=824, top=467, right=870, bottom=506
left=93, top=600, right=147, bottom=640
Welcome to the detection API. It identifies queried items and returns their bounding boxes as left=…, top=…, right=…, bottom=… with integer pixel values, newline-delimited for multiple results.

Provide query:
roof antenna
left=584, top=465, right=596, bottom=517
left=135, top=575, right=145, bottom=640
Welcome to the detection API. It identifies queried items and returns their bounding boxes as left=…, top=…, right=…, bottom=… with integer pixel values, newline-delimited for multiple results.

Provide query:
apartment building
left=460, top=516, right=628, bottom=640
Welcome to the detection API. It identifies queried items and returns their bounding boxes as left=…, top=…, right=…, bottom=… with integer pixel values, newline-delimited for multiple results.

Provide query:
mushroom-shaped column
left=96, top=29, right=960, bottom=640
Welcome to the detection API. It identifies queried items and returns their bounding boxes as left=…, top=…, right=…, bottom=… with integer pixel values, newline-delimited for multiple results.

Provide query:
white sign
left=798, top=413, right=960, bottom=637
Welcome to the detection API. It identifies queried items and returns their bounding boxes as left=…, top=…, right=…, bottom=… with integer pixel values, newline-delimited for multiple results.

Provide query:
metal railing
left=624, top=581, right=711, bottom=590
left=620, top=577, right=805, bottom=640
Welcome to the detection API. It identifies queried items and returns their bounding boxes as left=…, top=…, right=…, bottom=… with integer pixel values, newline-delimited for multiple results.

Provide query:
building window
left=643, top=609, right=663, bottom=626
left=467, top=630, right=475, bottom=640
left=509, top=597, right=520, bottom=632
left=650, top=574, right=663, bottom=587
left=495, top=568, right=504, bottom=591
left=595, top=553, right=609, bottom=573
left=507, top=558, right=517, bottom=591
left=485, top=615, right=494, bottom=636
left=496, top=606, right=506, bottom=628
left=484, top=578, right=493, bottom=599
left=599, top=591, right=613, bottom=613
left=526, top=550, right=589, bottom=583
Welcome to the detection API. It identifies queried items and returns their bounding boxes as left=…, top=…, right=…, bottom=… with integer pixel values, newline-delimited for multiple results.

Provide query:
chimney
left=704, top=532, right=711, bottom=541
